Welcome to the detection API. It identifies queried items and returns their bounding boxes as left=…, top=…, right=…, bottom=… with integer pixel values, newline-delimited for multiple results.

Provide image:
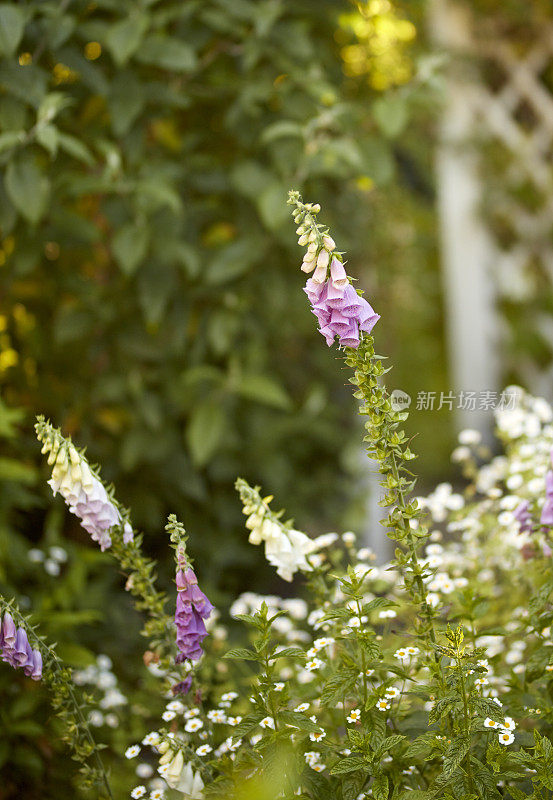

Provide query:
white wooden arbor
left=432, top=0, right=553, bottom=428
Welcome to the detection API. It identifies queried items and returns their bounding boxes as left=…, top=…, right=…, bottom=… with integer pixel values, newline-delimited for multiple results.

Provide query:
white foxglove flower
left=36, top=419, right=133, bottom=551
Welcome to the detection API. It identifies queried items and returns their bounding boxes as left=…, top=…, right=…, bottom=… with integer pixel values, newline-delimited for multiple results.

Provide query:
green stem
left=458, top=656, right=479, bottom=799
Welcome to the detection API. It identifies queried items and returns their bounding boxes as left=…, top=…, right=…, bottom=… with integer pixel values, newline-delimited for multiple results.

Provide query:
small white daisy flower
left=294, top=703, right=310, bottom=713
left=161, top=711, right=176, bottom=722
left=196, top=744, right=213, bottom=756
left=131, top=787, right=146, bottom=799
left=260, top=717, right=275, bottom=729
left=125, top=745, right=140, bottom=759
left=165, top=700, right=184, bottom=713
left=498, top=731, right=514, bottom=746
left=484, top=718, right=499, bottom=728
left=141, top=732, right=160, bottom=746
left=207, top=709, right=227, bottom=724
left=347, top=709, right=361, bottom=724
left=185, top=718, right=204, bottom=733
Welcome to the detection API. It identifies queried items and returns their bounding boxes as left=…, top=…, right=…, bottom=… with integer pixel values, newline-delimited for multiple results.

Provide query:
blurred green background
left=2, top=0, right=550, bottom=796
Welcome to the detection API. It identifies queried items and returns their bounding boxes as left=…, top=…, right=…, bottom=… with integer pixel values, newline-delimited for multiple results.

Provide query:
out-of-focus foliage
left=0, top=0, right=443, bottom=578
left=0, top=1, right=445, bottom=794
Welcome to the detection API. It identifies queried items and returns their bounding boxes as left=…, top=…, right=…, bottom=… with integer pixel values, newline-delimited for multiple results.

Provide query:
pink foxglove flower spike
left=288, top=191, right=380, bottom=348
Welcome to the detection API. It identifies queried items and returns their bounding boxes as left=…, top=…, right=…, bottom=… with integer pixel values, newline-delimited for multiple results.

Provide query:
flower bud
left=317, top=249, right=330, bottom=269
left=312, top=263, right=328, bottom=284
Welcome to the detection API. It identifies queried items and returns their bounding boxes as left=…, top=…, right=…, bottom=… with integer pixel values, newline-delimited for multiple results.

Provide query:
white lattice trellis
left=431, top=0, right=553, bottom=414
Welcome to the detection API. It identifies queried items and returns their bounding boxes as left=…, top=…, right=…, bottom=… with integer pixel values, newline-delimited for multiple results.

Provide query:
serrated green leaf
left=222, top=647, right=259, bottom=661
left=330, top=756, right=368, bottom=775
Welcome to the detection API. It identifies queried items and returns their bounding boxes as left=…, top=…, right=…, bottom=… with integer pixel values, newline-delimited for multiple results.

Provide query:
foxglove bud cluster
left=158, top=743, right=204, bottom=797
left=35, top=417, right=133, bottom=551
left=1, top=611, right=42, bottom=680
left=236, top=478, right=333, bottom=581
left=288, top=190, right=380, bottom=348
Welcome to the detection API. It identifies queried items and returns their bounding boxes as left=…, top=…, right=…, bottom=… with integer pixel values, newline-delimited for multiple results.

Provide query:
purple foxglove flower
left=311, top=263, right=327, bottom=284
left=330, top=257, right=348, bottom=289
left=23, top=641, right=35, bottom=676
left=542, top=471, right=553, bottom=527
left=172, top=675, right=193, bottom=696
left=514, top=500, right=533, bottom=533
left=31, top=649, right=42, bottom=680
left=325, top=280, right=348, bottom=307
left=2, top=612, right=16, bottom=649
left=14, top=628, right=29, bottom=666
left=174, top=567, right=213, bottom=663
left=304, top=277, right=379, bottom=349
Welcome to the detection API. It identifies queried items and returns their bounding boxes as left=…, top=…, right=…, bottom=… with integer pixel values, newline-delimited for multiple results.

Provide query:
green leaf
left=222, top=647, right=259, bottom=661
left=279, top=711, right=320, bottom=732
left=0, top=457, right=36, bottom=484
left=372, top=774, right=389, bottom=800
left=112, top=221, right=149, bottom=275
left=269, top=646, right=304, bottom=660
left=320, top=668, right=359, bottom=707
left=205, top=239, right=261, bottom=285
left=257, top=182, right=290, bottom=231
left=57, top=132, right=95, bottom=165
left=55, top=642, right=97, bottom=667
left=231, top=714, right=265, bottom=739
left=0, top=129, right=25, bottom=153
left=261, top=120, right=303, bottom=144
left=235, top=374, right=292, bottom=410
left=36, top=123, right=58, bottom=156
left=330, top=756, right=368, bottom=775
left=0, top=5, right=25, bottom=57
left=373, top=96, right=409, bottom=138
left=186, top=401, right=226, bottom=467
left=5, top=155, right=49, bottom=224
left=136, top=35, right=196, bottom=71
left=37, top=92, right=71, bottom=124
left=108, top=71, right=145, bottom=137
left=105, top=14, right=149, bottom=67
left=443, top=736, right=471, bottom=778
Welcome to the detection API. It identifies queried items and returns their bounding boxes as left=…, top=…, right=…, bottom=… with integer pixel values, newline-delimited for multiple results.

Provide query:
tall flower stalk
left=0, top=596, right=113, bottom=799
left=35, top=418, right=177, bottom=671
left=287, top=191, right=437, bottom=647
